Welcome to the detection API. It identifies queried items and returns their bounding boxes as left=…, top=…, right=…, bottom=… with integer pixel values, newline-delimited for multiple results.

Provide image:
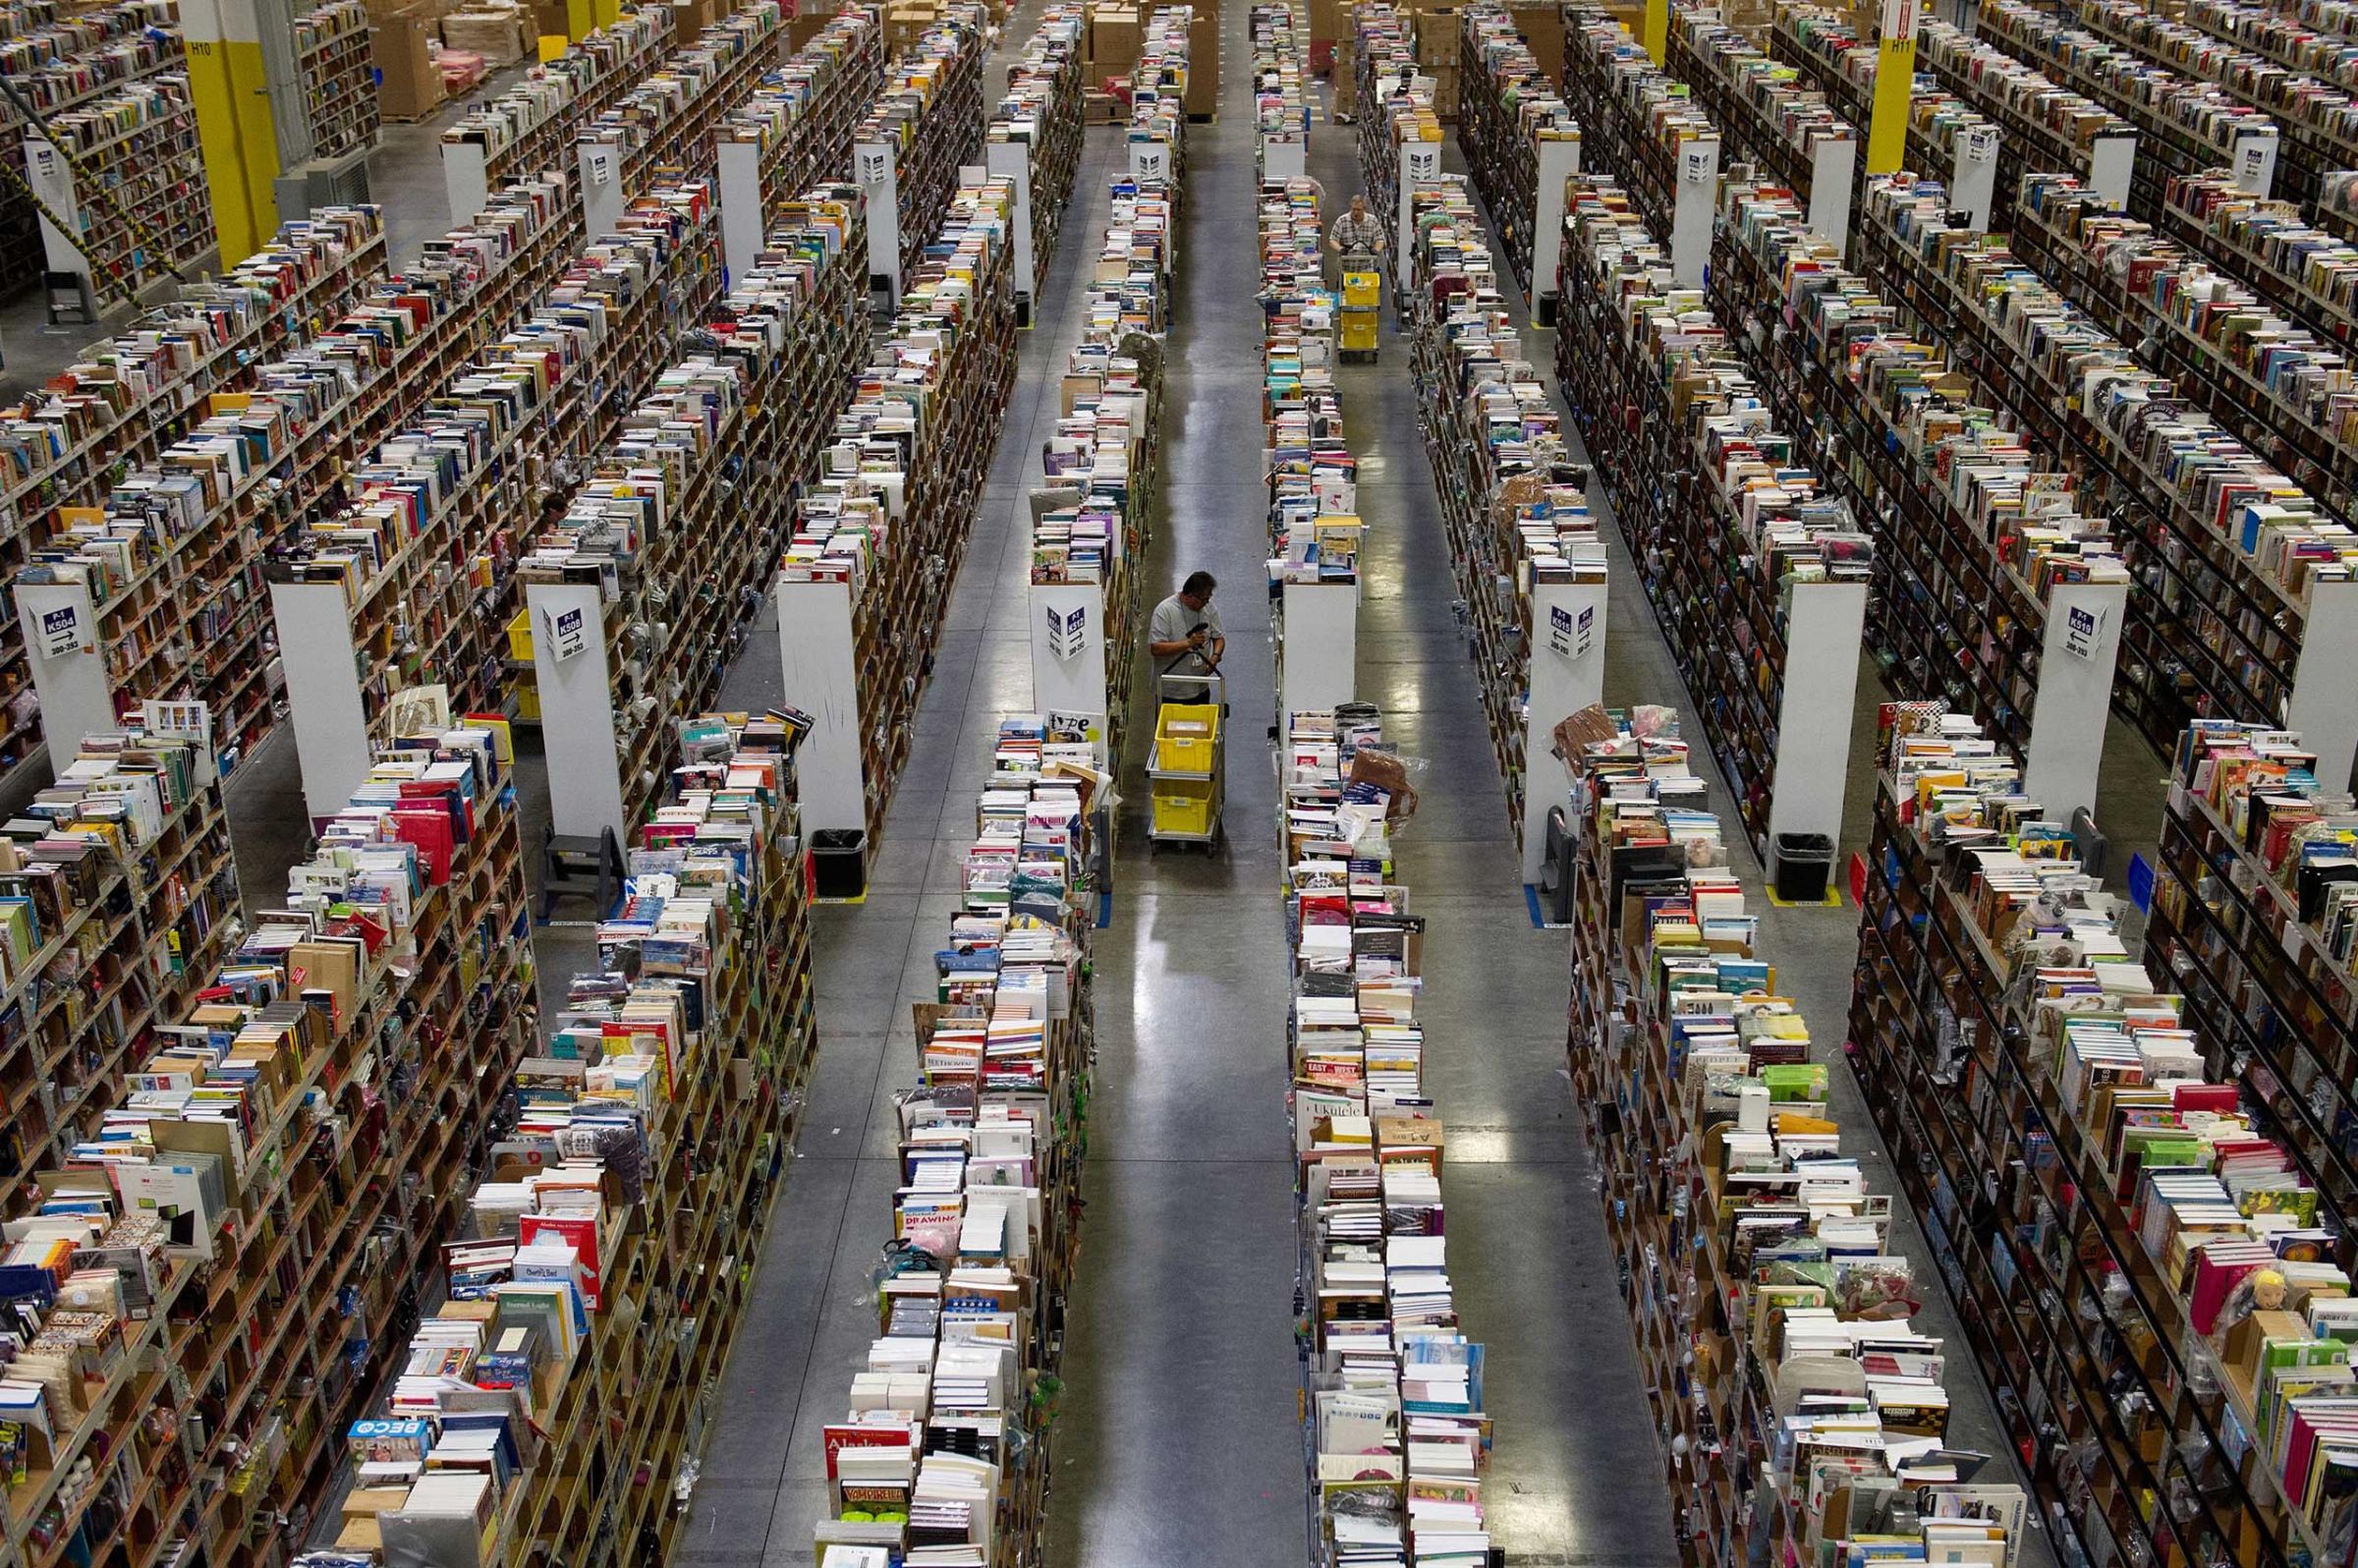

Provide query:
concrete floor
left=0, top=9, right=2127, bottom=1562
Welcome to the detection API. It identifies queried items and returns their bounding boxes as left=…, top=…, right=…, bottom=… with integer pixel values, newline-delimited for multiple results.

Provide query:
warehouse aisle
left=1043, top=28, right=1679, bottom=1568
left=672, top=2, right=1128, bottom=1557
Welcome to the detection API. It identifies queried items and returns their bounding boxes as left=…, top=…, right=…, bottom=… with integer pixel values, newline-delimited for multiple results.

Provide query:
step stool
left=539, top=824, right=625, bottom=922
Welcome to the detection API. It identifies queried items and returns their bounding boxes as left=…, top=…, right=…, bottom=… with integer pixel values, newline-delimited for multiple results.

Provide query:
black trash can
left=811, top=829, right=869, bottom=899
left=1772, top=833, right=1835, bottom=904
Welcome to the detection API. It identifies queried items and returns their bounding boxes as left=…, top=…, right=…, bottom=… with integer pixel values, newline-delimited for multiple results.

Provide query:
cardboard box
left=1083, top=87, right=1123, bottom=122
left=1415, top=9, right=1454, bottom=63
left=441, top=8, right=529, bottom=63
left=1090, top=8, right=1141, bottom=75
left=1511, top=2, right=1564, bottom=83
left=1309, top=0, right=1341, bottom=48
left=1186, top=2, right=1217, bottom=114
left=670, top=0, right=712, bottom=39
left=372, top=14, right=443, bottom=119
left=787, top=5, right=835, bottom=45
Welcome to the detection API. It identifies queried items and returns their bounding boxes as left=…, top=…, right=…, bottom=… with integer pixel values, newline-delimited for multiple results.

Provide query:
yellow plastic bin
left=1341, top=267, right=1380, bottom=309
left=1152, top=778, right=1217, bottom=837
left=1154, top=702, right=1220, bottom=772
left=507, top=608, right=534, bottom=662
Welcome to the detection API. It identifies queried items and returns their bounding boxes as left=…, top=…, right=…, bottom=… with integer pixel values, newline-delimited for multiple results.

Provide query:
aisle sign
left=38, top=602, right=85, bottom=657
left=1679, top=143, right=1712, bottom=186
left=1405, top=143, right=1439, bottom=183
left=2062, top=604, right=2103, bottom=662
left=1574, top=604, right=1596, bottom=659
left=1963, top=126, right=1998, bottom=164
left=1046, top=602, right=1088, bottom=660
left=1132, top=141, right=1169, bottom=182
left=548, top=605, right=589, bottom=662
left=1548, top=604, right=1573, bottom=657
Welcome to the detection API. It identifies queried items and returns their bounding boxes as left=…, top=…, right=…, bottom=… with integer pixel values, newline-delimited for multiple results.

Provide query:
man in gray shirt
left=1149, top=570, right=1225, bottom=704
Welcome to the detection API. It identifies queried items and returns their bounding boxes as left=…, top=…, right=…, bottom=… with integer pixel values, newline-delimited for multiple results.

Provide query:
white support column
left=2290, top=578, right=2358, bottom=795
left=16, top=581, right=113, bottom=754
left=1279, top=582, right=1358, bottom=717
left=579, top=137, right=626, bottom=244
left=269, top=580, right=373, bottom=820
left=2086, top=132, right=2136, bottom=209
left=24, top=139, right=86, bottom=289
left=1765, top=580, right=1868, bottom=872
left=1398, top=136, right=1440, bottom=264
left=1808, top=133, right=1856, bottom=254
left=2023, top=581, right=2126, bottom=827
left=443, top=140, right=490, bottom=229
left=1532, top=134, right=1582, bottom=322
left=1030, top=581, right=1108, bottom=720
left=986, top=139, right=1037, bottom=311
left=1670, top=132, right=1718, bottom=287
left=526, top=581, right=629, bottom=842
left=856, top=139, right=902, bottom=305
left=1951, top=124, right=1999, bottom=232
left=2230, top=125, right=2279, bottom=198
left=1521, top=578, right=1607, bottom=884
left=715, top=137, right=764, bottom=284
left=775, top=576, right=868, bottom=836
left=1130, top=134, right=1173, bottom=185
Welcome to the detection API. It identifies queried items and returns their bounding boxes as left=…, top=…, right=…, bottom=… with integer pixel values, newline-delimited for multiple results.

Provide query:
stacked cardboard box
left=370, top=4, right=444, bottom=119
left=1415, top=2, right=1458, bottom=119
left=440, top=1, right=531, bottom=61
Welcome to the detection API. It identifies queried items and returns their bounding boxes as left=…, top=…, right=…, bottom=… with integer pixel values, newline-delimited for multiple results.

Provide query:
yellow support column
left=1865, top=0, right=1920, bottom=175
left=181, top=0, right=281, bottom=262
left=568, top=0, right=593, bottom=36
left=1643, top=0, right=1666, bottom=63
left=590, top=0, right=620, bottom=28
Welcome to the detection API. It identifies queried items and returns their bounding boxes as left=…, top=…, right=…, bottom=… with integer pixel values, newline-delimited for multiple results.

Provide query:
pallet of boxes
left=1082, top=0, right=1214, bottom=121
left=1085, top=0, right=1140, bottom=121
left=439, top=1, right=533, bottom=67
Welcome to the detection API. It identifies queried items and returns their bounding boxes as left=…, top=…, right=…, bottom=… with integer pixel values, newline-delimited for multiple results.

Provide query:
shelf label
left=859, top=146, right=892, bottom=190
left=1133, top=142, right=1170, bottom=183
left=548, top=605, right=589, bottom=662
left=1679, top=143, right=1713, bottom=187
left=1404, top=143, right=1439, bottom=183
left=38, top=601, right=86, bottom=657
left=586, top=145, right=615, bottom=188
left=2061, top=602, right=2104, bottom=661
left=1548, top=603, right=1573, bottom=656
left=1574, top=604, right=1596, bottom=658
left=1962, top=126, right=1997, bottom=165
left=1046, top=601, right=1087, bottom=660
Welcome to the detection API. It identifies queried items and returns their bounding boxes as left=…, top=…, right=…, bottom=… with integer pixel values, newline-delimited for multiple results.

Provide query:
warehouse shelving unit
left=439, top=7, right=667, bottom=226
left=1857, top=175, right=2358, bottom=787
left=1567, top=703, right=2036, bottom=1568
left=1455, top=5, right=1579, bottom=319
left=850, top=2, right=985, bottom=305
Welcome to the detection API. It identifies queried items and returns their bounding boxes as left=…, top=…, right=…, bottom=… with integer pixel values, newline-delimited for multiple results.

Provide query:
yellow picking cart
left=1338, top=252, right=1380, bottom=361
left=1149, top=674, right=1225, bottom=850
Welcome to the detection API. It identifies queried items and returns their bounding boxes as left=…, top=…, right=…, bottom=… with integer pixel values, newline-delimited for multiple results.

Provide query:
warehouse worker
left=1150, top=571, right=1225, bottom=705
left=1326, top=193, right=1386, bottom=282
